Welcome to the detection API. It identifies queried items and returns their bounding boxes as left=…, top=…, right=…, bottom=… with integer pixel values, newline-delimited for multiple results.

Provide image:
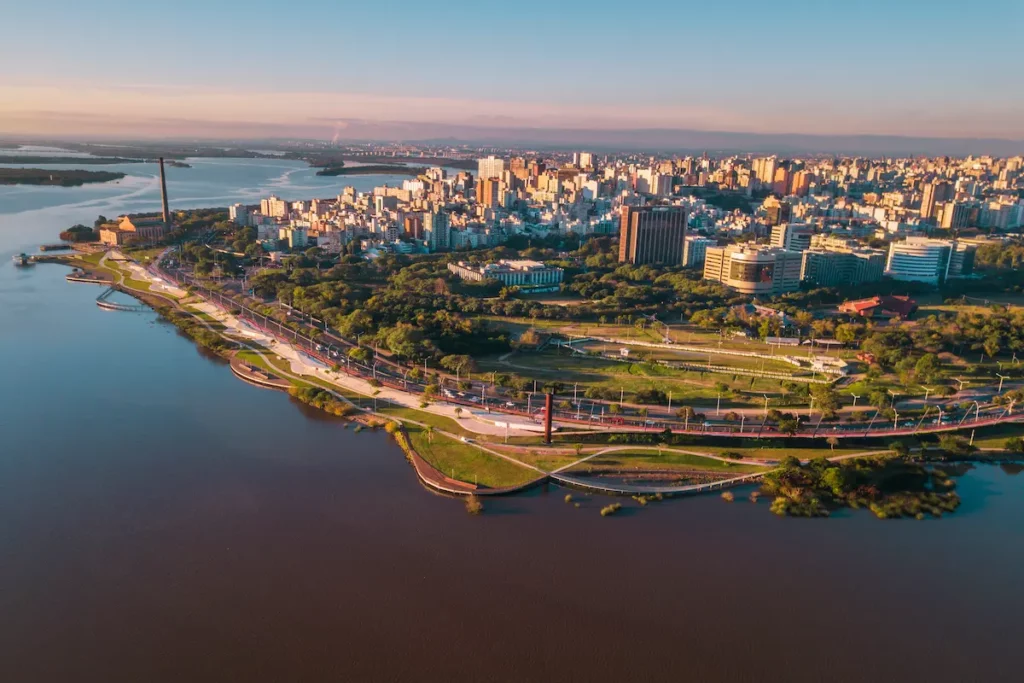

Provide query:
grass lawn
left=567, top=448, right=765, bottom=474
left=407, top=426, right=538, bottom=488
left=492, top=448, right=582, bottom=472
left=477, top=350, right=791, bottom=405
left=706, top=444, right=884, bottom=462
left=376, top=404, right=470, bottom=436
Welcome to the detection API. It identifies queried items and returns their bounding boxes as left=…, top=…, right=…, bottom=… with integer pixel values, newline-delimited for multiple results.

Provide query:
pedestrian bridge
left=96, top=287, right=149, bottom=312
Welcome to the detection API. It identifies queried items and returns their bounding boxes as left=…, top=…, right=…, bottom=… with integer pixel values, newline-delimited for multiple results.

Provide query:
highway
left=155, top=259, right=1024, bottom=441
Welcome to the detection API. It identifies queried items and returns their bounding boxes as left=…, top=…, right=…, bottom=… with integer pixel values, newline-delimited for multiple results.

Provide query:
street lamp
left=920, top=387, right=931, bottom=403
left=887, top=389, right=900, bottom=407
left=997, top=373, right=1009, bottom=394
left=763, top=394, right=770, bottom=416
left=851, top=393, right=861, bottom=408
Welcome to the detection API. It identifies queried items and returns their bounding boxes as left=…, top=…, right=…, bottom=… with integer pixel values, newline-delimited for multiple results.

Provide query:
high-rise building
left=702, top=244, right=803, bottom=295
left=260, top=195, right=289, bottom=218
left=229, top=204, right=250, bottom=226
left=763, top=197, right=792, bottom=226
left=650, top=173, right=673, bottom=197
left=920, top=180, right=953, bottom=221
left=424, top=211, right=450, bottom=252
left=885, top=236, right=976, bottom=284
left=939, top=201, right=972, bottom=230
left=477, top=156, right=505, bottom=182
left=770, top=223, right=815, bottom=252
left=617, top=205, right=688, bottom=265
left=683, top=235, right=716, bottom=268
left=404, top=214, right=424, bottom=239
left=772, top=167, right=790, bottom=196
left=476, top=177, right=501, bottom=208
left=572, top=152, right=594, bottom=169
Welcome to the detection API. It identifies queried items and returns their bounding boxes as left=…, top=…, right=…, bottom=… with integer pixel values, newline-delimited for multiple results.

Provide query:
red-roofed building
left=839, top=295, right=918, bottom=319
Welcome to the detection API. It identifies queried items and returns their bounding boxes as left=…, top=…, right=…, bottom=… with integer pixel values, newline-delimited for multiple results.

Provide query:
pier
left=95, top=287, right=150, bottom=312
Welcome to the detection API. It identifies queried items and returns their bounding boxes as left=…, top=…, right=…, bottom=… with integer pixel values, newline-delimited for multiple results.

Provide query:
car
left=505, top=401, right=515, bottom=408
left=460, top=437, right=475, bottom=444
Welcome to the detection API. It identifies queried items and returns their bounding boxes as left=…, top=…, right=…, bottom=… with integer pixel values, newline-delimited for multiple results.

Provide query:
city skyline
left=2, top=0, right=1023, bottom=147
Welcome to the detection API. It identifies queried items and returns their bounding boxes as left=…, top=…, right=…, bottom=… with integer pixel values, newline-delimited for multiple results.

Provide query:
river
left=1, top=156, right=1022, bottom=682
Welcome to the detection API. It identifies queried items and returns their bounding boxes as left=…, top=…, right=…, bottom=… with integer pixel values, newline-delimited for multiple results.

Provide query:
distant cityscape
left=97, top=147, right=1023, bottom=295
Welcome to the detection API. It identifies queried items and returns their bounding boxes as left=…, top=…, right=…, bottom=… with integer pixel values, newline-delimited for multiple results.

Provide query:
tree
left=778, top=416, right=800, bottom=435
left=425, top=425, right=435, bottom=444
left=889, top=441, right=910, bottom=459
left=914, top=353, right=941, bottom=383
left=810, top=383, right=840, bottom=418
left=440, top=354, right=474, bottom=377
left=454, top=407, right=463, bottom=419
left=1004, top=436, right=1024, bottom=453
left=348, top=346, right=372, bottom=363
left=826, top=436, right=840, bottom=452
left=821, top=467, right=853, bottom=497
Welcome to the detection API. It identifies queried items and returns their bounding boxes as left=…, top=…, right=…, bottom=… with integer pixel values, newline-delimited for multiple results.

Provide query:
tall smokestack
left=158, top=157, right=170, bottom=224
left=544, top=393, right=553, bottom=444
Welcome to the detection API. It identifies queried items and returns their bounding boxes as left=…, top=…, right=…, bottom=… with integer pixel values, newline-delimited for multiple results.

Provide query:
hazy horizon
left=2, top=0, right=1022, bottom=156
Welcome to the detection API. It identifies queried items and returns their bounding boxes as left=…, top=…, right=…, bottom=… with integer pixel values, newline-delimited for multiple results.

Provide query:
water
left=2, top=159, right=1023, bottom=682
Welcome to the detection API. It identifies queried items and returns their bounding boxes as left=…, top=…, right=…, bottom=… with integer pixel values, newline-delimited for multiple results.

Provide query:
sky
left=1, top=0, right=1023, bottom=143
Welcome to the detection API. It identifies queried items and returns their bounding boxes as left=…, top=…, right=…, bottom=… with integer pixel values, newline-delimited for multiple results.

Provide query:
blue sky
left=1, top=0, right=1022, bottom=139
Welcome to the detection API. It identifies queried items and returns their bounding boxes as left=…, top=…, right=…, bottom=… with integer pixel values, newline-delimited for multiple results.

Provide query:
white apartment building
left=885, top=236, right=976, bottom=284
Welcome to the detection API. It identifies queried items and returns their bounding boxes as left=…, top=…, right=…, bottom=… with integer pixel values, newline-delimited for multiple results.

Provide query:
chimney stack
left=158, top=157, right=170, bottom=224
left=544, top=393, right=554, bottom=444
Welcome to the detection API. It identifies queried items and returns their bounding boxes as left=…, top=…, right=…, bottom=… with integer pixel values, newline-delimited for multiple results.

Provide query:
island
left=0, top=168, right=126, bottom=186
left=316, top=164, right=426, bottom=177
left=0, top=155, right=145, bottom=165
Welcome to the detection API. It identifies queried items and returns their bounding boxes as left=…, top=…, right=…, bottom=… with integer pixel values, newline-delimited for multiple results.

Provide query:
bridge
left=549, top=471, right=767, bottom=496
left=96, top=287, right=150, bottom=312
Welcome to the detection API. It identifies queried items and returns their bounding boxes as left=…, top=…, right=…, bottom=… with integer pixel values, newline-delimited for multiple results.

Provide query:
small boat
left=12, top=253, right=34, bottom=267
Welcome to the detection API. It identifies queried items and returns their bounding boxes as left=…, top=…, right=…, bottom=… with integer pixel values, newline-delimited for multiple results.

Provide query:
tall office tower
left=477, top=156, right=505, bottom=182
left=770, top=223, right=815, bottom=252
left=617, top=205, right=688, bottom=265
left=424, top=211, right=450, bottom=252
left=920, top=180, right=953, bottom=220
left=528, top=158, right=546, bottom=178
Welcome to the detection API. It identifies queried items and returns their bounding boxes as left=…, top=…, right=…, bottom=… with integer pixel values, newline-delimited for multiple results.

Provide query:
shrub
left=600, top=503, right=623, bottom=517
left=721, top=491, right=735, bottom=503
left=465, top=495, right=483, bottom=515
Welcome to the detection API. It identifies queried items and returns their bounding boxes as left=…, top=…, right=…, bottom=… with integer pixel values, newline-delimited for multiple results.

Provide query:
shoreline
left=51, top=247, right=1024, bottom=511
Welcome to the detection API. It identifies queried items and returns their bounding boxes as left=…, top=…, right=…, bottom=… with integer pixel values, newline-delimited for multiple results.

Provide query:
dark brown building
left=618, top=205, right=688, bottom=265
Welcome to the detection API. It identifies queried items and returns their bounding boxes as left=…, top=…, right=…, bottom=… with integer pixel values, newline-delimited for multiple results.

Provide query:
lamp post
left=851, top=393, right=860, bottom=408
left=763, top=394, right=770, bottom=417
left=997, top=373, right=1009, bottom=394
